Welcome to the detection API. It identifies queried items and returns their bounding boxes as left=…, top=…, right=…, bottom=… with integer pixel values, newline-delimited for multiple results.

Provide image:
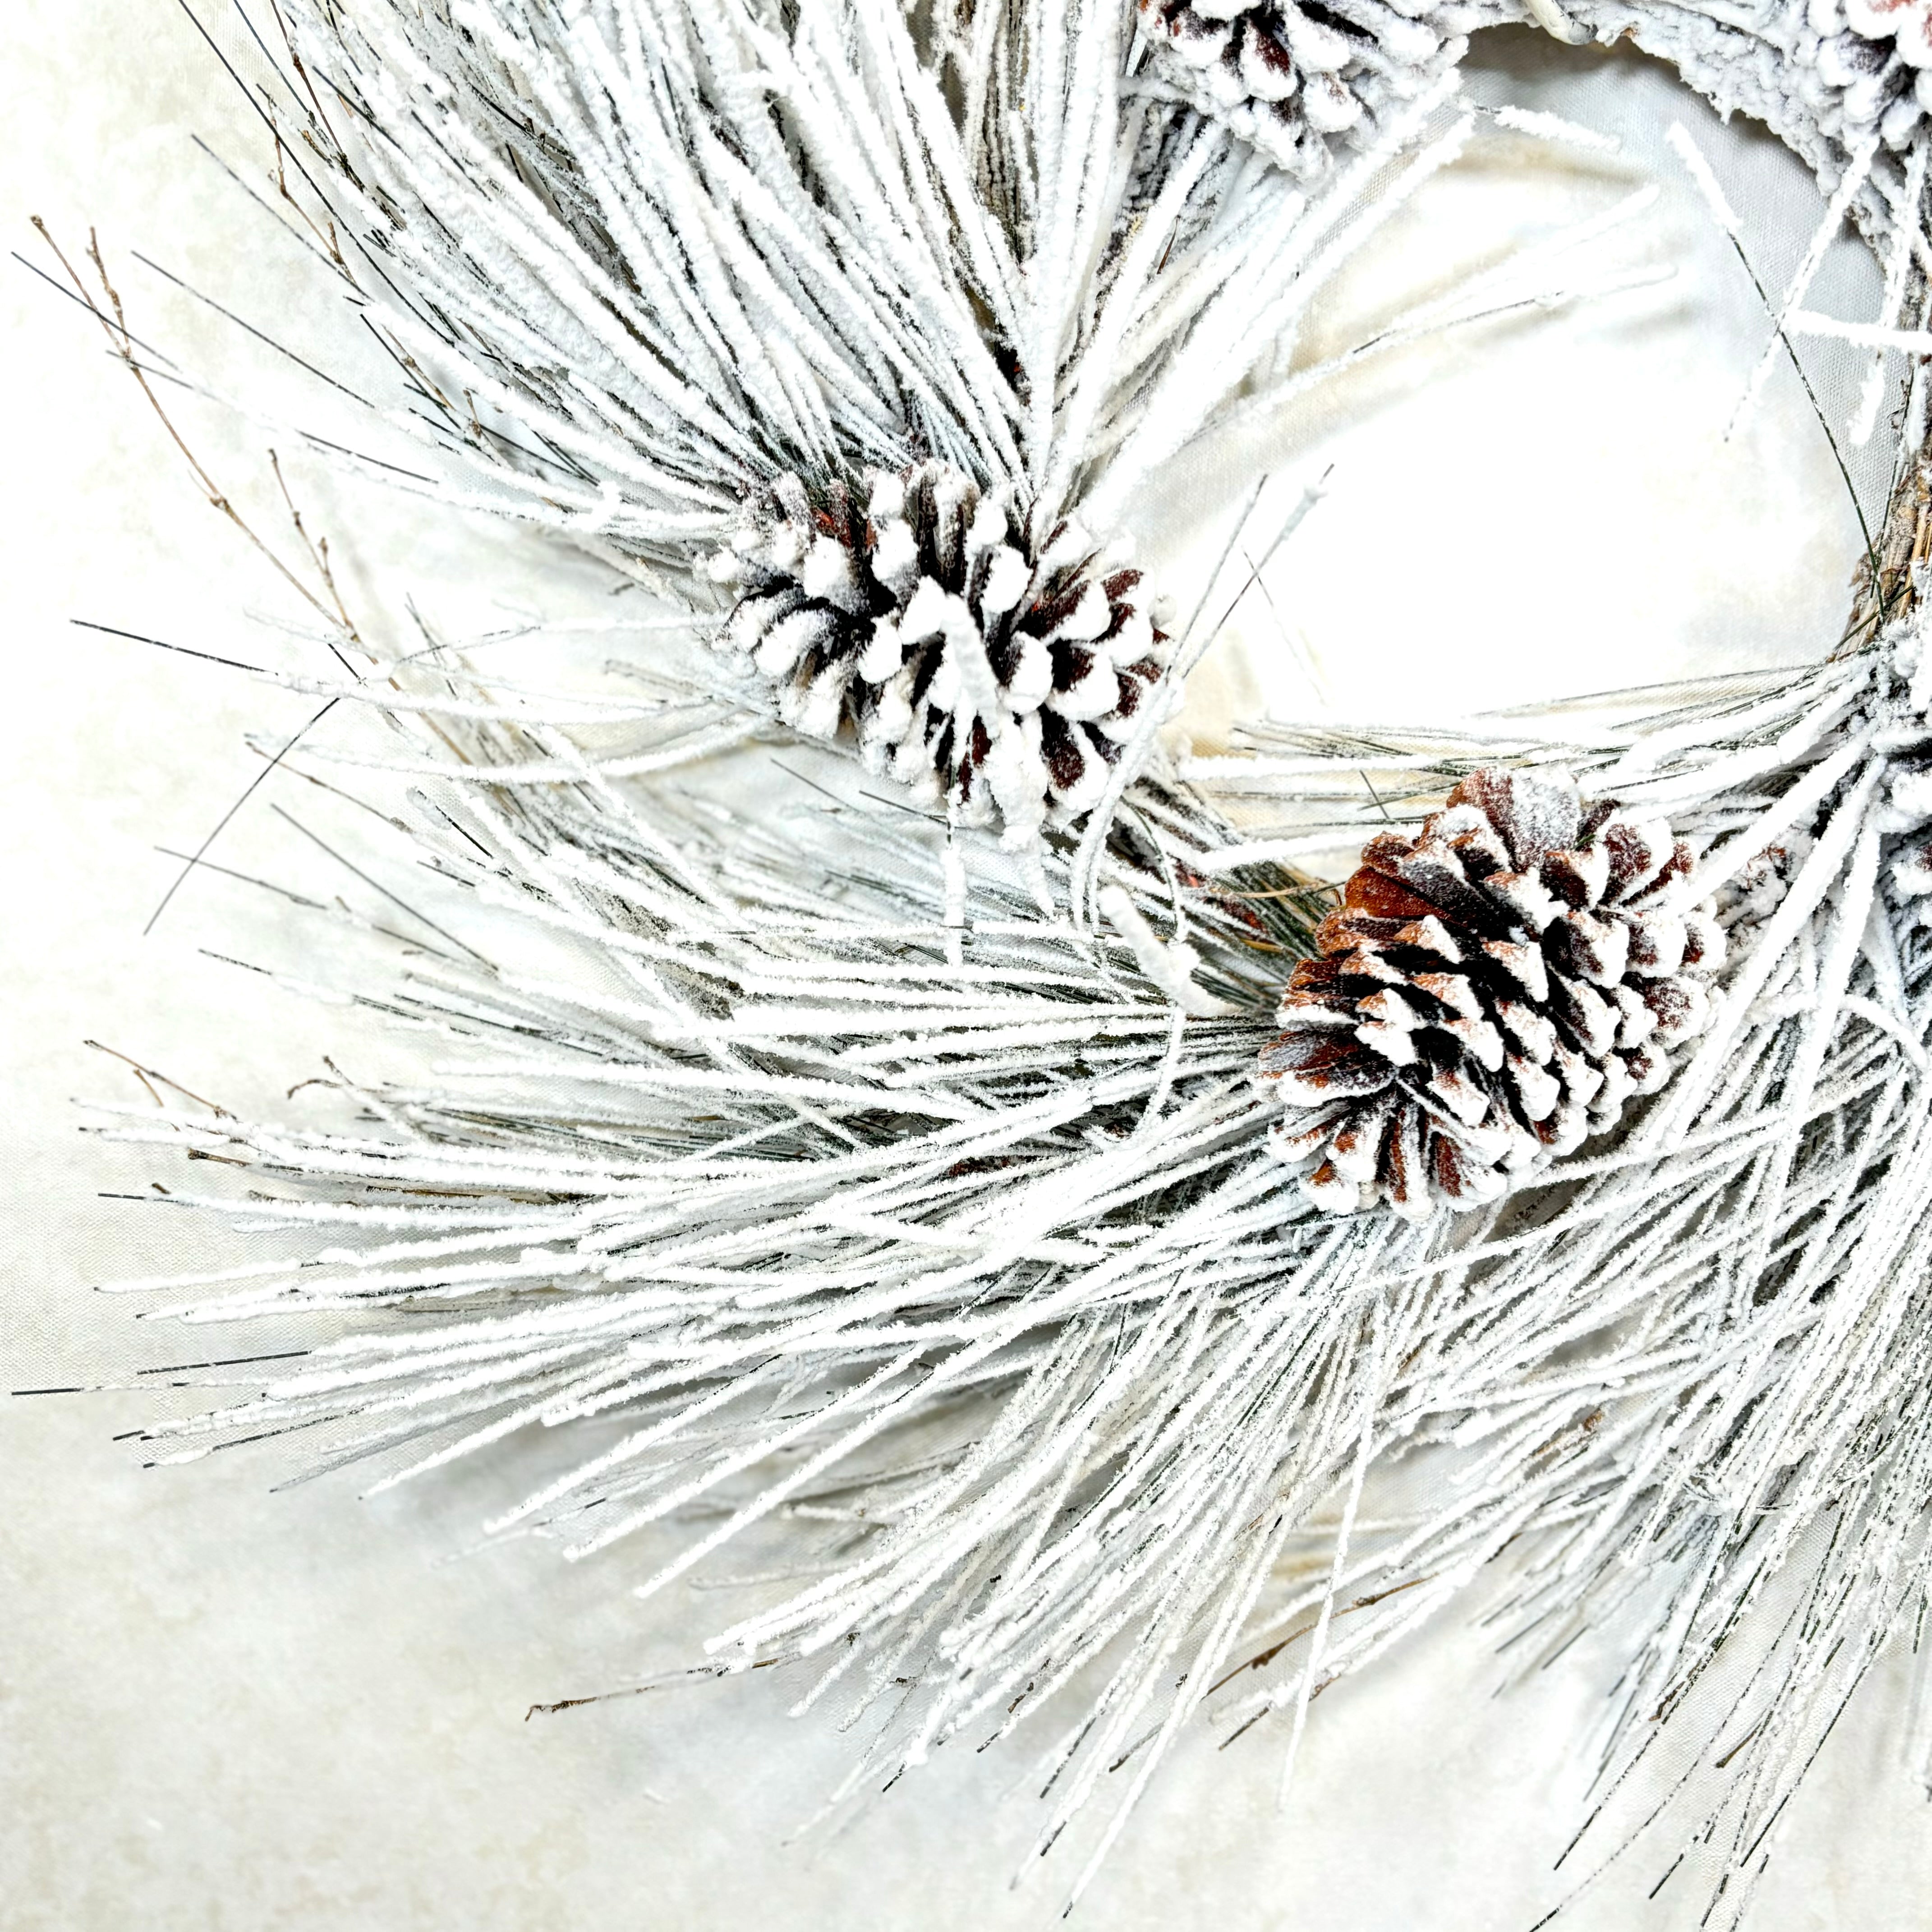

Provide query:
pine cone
left=1137, top=0, right=1497, bottom=181
left=1845, top=0, right=1932, bottom=68
left=709, top=465, right=1166, bottom=846
left=1827, top=0, right=1932, bottom=149
left=1256, top=768, right=1724, bottom=1220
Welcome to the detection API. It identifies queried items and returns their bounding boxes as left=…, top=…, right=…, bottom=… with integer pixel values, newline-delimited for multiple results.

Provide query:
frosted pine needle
left=97, top=575, right=1932, bottom=1918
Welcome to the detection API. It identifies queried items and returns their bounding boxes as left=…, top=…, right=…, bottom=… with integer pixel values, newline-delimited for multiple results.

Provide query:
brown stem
left=1843, top=415, right=1932, bottom=652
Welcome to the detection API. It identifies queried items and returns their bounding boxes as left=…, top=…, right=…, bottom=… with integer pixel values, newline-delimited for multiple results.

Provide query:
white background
left=3, top=5, right=1929, bottom=1927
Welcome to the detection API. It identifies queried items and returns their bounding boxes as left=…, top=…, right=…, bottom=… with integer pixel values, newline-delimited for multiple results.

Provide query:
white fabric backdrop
left=2, top=5, right=1927, bottom=1927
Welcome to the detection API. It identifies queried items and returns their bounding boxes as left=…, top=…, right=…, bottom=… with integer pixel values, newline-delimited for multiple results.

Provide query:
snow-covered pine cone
left=1845, top=0, right=1932, bottom=68
left=1820, top=0, right=1932, bottom=148
left=709, top=465, right=1167, bottom=846
left=1257, top=768, right=1724, bottom=1220
left=1137, top=0, right=1499, bottom=180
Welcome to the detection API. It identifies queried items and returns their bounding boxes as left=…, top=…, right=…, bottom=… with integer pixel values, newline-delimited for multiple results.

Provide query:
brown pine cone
left=708, top=464, right=1166, bottom=846
left=1256, top=768, right=1724, bottom=1220
left=1137, top=0, right=1502, bottom=181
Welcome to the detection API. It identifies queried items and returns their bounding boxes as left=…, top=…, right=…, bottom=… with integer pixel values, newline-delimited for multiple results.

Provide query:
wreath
left=54, top=3, right=1932, bottom=1921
